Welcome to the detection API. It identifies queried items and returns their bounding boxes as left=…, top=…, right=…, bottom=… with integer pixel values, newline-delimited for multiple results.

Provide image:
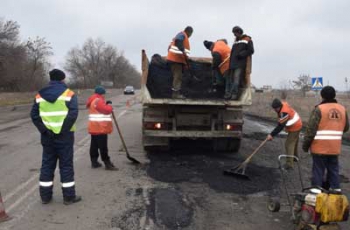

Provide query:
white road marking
left=3, top=109, right=128, bottom=215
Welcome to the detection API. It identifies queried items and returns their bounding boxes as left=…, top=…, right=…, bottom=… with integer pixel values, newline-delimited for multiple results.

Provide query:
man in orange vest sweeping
left=86, top=86, right=118, bottom=171
left=203, top=39, right=231, bottom=97
left=267, top=98, right=303, bottom=169
left=302, top=86, right=349, bottom=192
left=167, top=26, right=193, bottom=99
left=31, top=69, right=81, bottom=205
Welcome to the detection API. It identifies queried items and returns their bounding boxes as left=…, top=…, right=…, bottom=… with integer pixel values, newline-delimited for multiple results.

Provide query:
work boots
left=104, top=160, right=118, bottom=171
left=91, top=161, right=102, bottom=168
left=63, top=195, right=82, bottom=205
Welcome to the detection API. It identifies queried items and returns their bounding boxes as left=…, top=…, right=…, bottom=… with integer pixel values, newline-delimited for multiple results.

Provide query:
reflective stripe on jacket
left=279, top=102, right=302, bottom=132
left=167, top=31, right=190, bottom=64
left=88, top=98, right=113, bottom=134
left=212, top=40, right=231, bottom=75
left=310, top=103, right=346, bottom=155
left=36, top=89, right=76, bottom=134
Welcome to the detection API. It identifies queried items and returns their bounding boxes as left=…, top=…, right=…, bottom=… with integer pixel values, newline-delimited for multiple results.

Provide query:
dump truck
left=141, top=50, right=252, bottom=152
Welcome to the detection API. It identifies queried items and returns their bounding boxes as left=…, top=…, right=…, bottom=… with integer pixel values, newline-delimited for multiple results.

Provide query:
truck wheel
left=213, top=138, right=241, bottom=153
left=227, top=139, right=241, bottom=152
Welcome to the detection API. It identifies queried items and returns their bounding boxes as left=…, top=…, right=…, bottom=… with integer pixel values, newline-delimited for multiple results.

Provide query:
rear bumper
left=144, top=130, right=241, bottom=138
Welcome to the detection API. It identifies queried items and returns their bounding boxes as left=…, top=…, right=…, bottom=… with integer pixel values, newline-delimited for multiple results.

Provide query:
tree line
left=0, top=18, right=140, bottom=92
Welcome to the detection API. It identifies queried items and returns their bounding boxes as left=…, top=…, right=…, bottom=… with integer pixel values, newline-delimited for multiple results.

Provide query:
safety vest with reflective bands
left=88, top=98, right=113, bottom=134
left=36, top=89, right=76, bottom=134
left=212, top=40, right=231, bottom=75
left=310, top=103, right=346, bottom=155
left=167, top=31, right=190, bottom=64
left=279, top=102, right=302, bottom=132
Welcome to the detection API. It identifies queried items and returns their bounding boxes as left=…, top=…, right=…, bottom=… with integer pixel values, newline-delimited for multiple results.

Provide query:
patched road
left=0, top=92, right=349, bottom=230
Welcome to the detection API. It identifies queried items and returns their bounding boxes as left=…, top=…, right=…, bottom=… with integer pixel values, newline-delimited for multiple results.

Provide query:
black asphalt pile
left=147, top=54, right=224, bottom=99
left=146, top=188, right=193, bottom=229
left=146, top=143, right=281, bottom=195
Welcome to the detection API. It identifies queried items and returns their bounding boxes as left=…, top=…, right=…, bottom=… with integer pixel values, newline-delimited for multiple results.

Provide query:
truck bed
left=141, top=50, right=252, bottom=106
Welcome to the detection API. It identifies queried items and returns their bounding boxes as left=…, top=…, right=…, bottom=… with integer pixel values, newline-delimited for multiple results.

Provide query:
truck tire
left=213, top=138, right=241, bottom=153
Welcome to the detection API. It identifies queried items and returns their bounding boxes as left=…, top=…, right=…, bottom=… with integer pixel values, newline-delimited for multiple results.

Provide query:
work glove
left=106, top=100, right=112, bottom=105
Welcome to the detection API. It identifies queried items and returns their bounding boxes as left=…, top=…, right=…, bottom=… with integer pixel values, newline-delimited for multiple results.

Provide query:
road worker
left=302, top=86, right=349, bottom=192
left=203, top=39, right=231, bottom=97
left=167, top=26, right=193, bottom=99
left=227, top=26, right=254, bottom=100
left=31, top=69, right=81, bottom=205
left=86, top=86, right=118, bottom=170
left=267, top=98, right=302, bottom=169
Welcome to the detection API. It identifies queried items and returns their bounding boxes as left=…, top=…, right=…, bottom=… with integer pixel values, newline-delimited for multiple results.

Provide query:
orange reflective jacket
left=88, top=98, right=113, bottom=134
left=311, top=103, right=346, bottom=155
left=212, top=40, right=231, bottom=75
left=167, top=31, right=190, bottom=64
left=279, top=102, right=302, bottom=132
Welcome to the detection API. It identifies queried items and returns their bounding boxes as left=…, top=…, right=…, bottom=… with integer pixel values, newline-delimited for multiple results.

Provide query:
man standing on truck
left=227, top=26, right=254, bottom=100
left=167, top=26, right=193, bottom=99
left=267, top=98, right=302, bottom=169
left=302, top=86, right=349, bottom=192
left=203, top=39, right=231, bottom=97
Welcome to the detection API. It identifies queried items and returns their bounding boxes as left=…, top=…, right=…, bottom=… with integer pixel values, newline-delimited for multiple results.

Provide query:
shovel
left=183, top=52, right=201, bottom=82
left=111, top=111, right=141, bottom=164
left=223, top=138, right=268, bottom=180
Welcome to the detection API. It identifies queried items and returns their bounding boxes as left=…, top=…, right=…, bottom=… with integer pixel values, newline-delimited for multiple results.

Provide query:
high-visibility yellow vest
left=35, top=89, right=76, bottom=134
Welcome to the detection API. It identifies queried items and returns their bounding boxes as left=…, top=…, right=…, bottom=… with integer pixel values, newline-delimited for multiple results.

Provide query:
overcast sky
left=1, top=0, right=350, bottom=90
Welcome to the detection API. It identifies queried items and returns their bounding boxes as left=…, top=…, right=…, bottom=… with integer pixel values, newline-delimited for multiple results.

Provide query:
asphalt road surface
left=0, top=90, right=349, bottom=230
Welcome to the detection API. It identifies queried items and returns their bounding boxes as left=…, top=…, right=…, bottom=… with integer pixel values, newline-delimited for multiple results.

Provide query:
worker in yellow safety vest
left=31, top=69, right=81, bottom=205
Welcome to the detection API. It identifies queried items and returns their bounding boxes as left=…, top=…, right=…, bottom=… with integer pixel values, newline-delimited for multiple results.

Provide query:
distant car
left=124, top=86, right=135, bottom=95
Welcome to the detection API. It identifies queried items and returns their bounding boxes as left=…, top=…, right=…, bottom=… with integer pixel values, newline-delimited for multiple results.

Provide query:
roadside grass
left=0, top=92, right=36, bottom=106
left=245, top=91, right=350, bottom=143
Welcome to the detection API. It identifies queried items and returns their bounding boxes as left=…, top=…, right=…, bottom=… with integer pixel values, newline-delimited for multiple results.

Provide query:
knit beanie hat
left=271, top=98, right=282, bottom=109
left=321, top=86, right=336, bottom=100
left=49, top=69, right=66, bottom=81
left=232, top=26, right=243, bottom=34
left=94, top=85, right=106, bottom=95
left=203, top=40, right=214, bottom=50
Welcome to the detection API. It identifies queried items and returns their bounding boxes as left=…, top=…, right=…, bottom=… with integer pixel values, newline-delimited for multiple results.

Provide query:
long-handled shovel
left=183, top=52, right=201, bottom=82
left=223, top=138, right=268, bottom=180
left=111, top=111, right=141, bottom=164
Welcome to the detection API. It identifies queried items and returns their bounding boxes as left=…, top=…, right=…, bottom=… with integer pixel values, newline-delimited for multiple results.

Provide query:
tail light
left=144, top=122, right=167, bottom=130
left=225, top=124, right=241, bottom=131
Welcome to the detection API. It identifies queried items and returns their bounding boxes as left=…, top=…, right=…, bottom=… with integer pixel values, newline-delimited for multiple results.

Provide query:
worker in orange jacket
left=267, top=98, right=303, bottom=169
left=167, top=26, right=193, bottom=99
left=86, top=86, right=118, bottom=170
left=302, top=86, right=349, bottom=192
left=203, top=39, right=231, bottom=97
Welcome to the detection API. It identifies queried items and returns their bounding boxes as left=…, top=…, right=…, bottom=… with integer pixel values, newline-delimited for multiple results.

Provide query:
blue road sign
left=311, top=77, right=323, bottom=90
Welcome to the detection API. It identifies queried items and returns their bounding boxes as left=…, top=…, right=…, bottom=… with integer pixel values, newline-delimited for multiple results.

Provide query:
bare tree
left=25, top=36, right=53, bottom=90
left=0, top=19, right=53, bottom=92
left=291, top=74, right=311, bottom=97
left=64, top=38, right=140, bottom=88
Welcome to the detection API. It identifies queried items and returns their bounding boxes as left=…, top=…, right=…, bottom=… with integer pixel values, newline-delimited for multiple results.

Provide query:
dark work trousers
left=312, top=154, right=340, bottom=189
left=90, top=134, right=110, bottom=163
left=226, top=68, right=243, bottom=97
left=39, top=132, right=76, bottom=200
